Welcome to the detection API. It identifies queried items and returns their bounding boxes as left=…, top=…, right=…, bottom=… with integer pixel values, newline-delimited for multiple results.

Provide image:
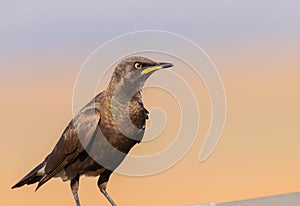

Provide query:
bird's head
left=108, top=56, right=173, bottom=93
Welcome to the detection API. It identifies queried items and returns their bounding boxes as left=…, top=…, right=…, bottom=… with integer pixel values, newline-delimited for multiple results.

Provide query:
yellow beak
left=141, top=62, right=173, bottom=75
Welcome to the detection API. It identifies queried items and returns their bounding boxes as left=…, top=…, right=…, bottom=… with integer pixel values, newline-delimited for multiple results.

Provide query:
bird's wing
left=36, top=94, right=103, bottom=190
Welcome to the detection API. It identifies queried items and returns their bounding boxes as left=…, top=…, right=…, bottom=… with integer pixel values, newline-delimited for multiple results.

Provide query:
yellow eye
left=134, top=62, right=142, bottom=69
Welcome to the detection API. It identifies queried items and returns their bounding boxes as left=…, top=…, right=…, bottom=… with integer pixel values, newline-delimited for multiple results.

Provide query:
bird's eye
left=134, top=62, right=143, bottom=69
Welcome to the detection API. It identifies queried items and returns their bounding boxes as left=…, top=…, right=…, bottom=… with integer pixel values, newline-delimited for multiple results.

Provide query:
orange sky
left=2, top=38, right=300, bottom=206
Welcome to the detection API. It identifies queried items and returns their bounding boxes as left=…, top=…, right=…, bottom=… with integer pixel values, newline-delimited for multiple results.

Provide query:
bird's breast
left=99, top=100, right=147, bottom=151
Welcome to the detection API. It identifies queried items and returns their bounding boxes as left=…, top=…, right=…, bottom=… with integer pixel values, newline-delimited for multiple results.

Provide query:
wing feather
left=36, top=94, right=103, bottom=190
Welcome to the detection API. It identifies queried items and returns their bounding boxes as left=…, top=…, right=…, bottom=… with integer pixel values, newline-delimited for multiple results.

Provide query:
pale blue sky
left=1, top=0, right=299, bottom=55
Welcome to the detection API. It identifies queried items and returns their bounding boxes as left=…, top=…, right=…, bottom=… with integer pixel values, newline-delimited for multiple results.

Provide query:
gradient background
left=1, top=1, right=300, bottom=205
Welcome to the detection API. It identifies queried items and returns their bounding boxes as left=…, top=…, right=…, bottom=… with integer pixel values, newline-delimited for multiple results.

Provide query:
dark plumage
left=12, top=56, right=173, bottom=206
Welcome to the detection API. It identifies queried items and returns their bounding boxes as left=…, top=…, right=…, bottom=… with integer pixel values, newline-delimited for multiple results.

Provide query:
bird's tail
left=11, top=161, right=46, bottom=189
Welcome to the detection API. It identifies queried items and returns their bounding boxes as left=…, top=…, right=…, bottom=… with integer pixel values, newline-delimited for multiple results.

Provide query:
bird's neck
left=106, top=78, right=143, bottom=105
left=104, top=82, right=144, bottom=133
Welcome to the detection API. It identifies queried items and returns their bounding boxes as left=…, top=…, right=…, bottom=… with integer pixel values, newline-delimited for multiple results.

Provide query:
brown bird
left=12, top=56, right=173, bottom=206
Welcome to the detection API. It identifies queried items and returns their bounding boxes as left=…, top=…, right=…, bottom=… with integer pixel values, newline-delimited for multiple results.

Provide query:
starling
left=12, top=56, right=173, bottom=206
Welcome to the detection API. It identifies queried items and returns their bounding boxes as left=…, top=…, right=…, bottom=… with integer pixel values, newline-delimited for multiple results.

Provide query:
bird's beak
left=141, top=62, right=174, bottom=75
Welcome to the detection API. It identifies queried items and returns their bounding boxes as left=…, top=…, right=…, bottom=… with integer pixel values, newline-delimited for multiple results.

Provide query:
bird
left=11, top=56, right=173, bottom=206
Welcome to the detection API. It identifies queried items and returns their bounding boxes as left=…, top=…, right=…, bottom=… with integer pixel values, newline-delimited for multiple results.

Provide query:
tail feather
left=11, top=162, right=46, bottom=189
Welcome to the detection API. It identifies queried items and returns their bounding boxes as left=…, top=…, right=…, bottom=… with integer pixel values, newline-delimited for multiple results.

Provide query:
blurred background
left=1, top=1, right=300, bottom=205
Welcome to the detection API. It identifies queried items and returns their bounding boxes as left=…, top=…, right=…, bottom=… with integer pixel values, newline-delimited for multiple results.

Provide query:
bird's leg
left=98, top=170, right=117, bottom=206
left=101, top=187, right=117, bottom=206
left=71, top=175, right=81, bottom=206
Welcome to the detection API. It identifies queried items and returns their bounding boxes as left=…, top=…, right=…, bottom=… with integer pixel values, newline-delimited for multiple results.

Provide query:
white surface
left=218, top=192, right=300, bottom=206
